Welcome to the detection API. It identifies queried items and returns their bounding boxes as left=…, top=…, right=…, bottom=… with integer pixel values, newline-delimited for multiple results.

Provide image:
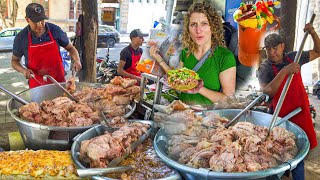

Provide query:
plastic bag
left=136, top=25, right=183, bottom=76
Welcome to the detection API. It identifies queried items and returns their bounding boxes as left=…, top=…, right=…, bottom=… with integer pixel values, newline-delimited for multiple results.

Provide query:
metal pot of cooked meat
left=154, top=109, right=309, bottom=180
left=71, top=121, right=181, bottom=180
left=7, top=82, right=137, bottom=150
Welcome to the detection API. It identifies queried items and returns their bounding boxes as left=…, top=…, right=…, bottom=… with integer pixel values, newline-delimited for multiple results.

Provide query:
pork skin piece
left=231, top=122, right=255, bottom=138
left=126, top=85, right=140, bottom=94
left=66, top=76, right=76, bottom=94
left=73, top=103, right=94, bottom=114
left=104, top=84, right=128, bottom=95
left=110, top=76, right=124, bottom=85
left=112, top=94, right=131, bottom=105
left=82, top=132, right=125, bottom=168
left=102, top=105, right=126, bottom=118
left=121, top=78, right=137, bottom=88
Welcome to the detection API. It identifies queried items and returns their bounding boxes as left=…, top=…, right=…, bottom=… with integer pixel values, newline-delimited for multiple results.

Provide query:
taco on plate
left=167, top=67, right=200, bottom=91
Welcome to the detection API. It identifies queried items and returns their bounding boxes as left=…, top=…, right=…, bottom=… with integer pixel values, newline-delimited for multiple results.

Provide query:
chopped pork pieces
left=79, top=122, right=150, bottom=168
left=18, top=76, right=140, bottom=127
left=167, top=121, right=298, bottom=172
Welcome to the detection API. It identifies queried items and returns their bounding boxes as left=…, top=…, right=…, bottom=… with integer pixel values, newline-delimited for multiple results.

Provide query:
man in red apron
left=11, top=3, right=81, bottom=88
left=258, top=25, right=320, bottom=179
left=117, top=29, right=147, bottom=84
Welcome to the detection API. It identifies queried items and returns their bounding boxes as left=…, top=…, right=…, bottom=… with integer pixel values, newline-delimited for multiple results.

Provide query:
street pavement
left=0, top=41, right=319, bottom=178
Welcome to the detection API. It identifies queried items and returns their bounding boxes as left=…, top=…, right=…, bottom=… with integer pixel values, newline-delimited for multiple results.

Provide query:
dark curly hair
left=182, top=2, right=226, bottom=57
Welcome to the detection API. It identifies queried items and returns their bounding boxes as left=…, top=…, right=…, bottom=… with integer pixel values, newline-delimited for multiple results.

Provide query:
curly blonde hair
left=182, top=2, right=226, bottom=57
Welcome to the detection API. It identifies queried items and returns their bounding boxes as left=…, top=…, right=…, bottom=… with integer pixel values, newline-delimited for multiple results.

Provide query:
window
left=69, top=0, right=82, bottom=19
left=0, top=30, right=15, bottom=37
left=32, top=0, right=49, bottom=18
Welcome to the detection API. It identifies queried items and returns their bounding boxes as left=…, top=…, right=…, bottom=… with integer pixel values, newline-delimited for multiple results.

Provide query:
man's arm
left=305, top=23, right=320, bottom=61
left=11, top=55, right=33, bottom=79
left=64, top=43, right=82, bottom=72
left=261, top=63, right=300, bottom=97
left=116, top=60, right=141, bottom=82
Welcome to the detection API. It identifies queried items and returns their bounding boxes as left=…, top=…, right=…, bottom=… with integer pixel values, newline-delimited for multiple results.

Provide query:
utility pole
left=280, top=0, right=297, bottom=52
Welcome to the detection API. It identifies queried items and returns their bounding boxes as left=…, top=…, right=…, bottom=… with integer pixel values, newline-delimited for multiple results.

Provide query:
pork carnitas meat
left=167, top=120, right=298, bottom=173
left=18, top=76, right=140, bottom=127
left=79, top=122, right=150, bottom=168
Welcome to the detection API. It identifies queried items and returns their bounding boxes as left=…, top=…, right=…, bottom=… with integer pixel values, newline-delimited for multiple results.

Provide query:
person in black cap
left=257, top=23, right=320, bottom=180
left=117, top=29, right=147, bottom=84
left=11, top=3, right=81, bottom=88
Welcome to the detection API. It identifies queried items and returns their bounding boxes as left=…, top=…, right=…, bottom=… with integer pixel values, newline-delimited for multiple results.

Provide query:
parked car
left=312, top=80, right=320, bottom=99
left=0, top=27, right=23, bottom=51
left=97, top=25, right=120, bottom=48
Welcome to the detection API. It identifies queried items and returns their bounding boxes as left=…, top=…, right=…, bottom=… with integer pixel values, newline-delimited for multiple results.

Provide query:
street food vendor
left=117, top=29, right=147, bottom=84
left=257, top=25, right=320, bottom=179
left=149, top=2, right=236, bottom=105
left=11, top=3, right=81, bottom=88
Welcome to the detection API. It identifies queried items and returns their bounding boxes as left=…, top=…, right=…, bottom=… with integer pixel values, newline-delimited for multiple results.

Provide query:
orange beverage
left=237, top=16, right=279, bottom=67
left=238, top=21, right=266, bottom=67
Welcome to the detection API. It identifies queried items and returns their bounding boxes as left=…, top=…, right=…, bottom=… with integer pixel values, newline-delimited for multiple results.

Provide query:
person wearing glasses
left=11, top=3, right=81, bottom=88
left=149, top=2, right=236, bottom=105
left=117, top=29, right=147, bottom=84
left=257, top=25, right=320, bottom=179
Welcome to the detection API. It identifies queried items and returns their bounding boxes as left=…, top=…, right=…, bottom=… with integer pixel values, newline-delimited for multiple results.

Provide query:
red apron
left=270, top=56, right=318, bottom=149
left=124, top=47, right=141, bottom=77
left=27, top=30, right=65, bottom=88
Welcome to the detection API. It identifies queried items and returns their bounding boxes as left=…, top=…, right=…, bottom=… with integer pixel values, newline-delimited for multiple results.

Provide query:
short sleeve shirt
left=13, top=22, right=70, bottom=66
left=119, top=45, right=143, bottom=70
left=257, top=51, right=309, bottom=84
left=179, top=46, right=236, bottom=105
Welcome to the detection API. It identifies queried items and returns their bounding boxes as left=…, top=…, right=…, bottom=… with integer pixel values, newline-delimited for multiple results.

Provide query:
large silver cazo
left=71, top=121, right=181, bottom=180
left=7, top=82, right=136, bottom=150
left=7, top=82, right=103, bottom=150
left=154, top=109, right=309, bottom=180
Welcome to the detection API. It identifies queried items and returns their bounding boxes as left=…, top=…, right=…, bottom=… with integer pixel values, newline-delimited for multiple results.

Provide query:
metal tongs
left=43, top=75, right=78, bottom=102
left=225, top=94, right=269, bottom=128
left=77, top=166, right=133, bottom=178
left=0, top=85, right=29, bottom=105
left=201, top=94, right=269, bottom=129
left=268, top=14, right=316, bottom=135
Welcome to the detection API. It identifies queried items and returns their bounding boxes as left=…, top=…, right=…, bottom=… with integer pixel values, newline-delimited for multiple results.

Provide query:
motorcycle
left=96, top=47, right=118, bottom=84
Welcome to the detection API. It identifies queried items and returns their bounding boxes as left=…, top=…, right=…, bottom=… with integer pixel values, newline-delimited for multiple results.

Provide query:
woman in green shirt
left=150, top=2, right=236, bottom=105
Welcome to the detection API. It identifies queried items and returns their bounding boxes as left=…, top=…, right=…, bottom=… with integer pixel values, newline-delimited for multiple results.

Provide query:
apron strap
left=192, top=49, right=212, bottom=72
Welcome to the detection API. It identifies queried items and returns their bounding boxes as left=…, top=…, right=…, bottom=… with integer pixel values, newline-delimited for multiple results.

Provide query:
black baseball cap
left=264, top=33, right=284, bottom=49
left=26, top=3, right=48, bottom=23
left=130, top=29, right=148, bottom=39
